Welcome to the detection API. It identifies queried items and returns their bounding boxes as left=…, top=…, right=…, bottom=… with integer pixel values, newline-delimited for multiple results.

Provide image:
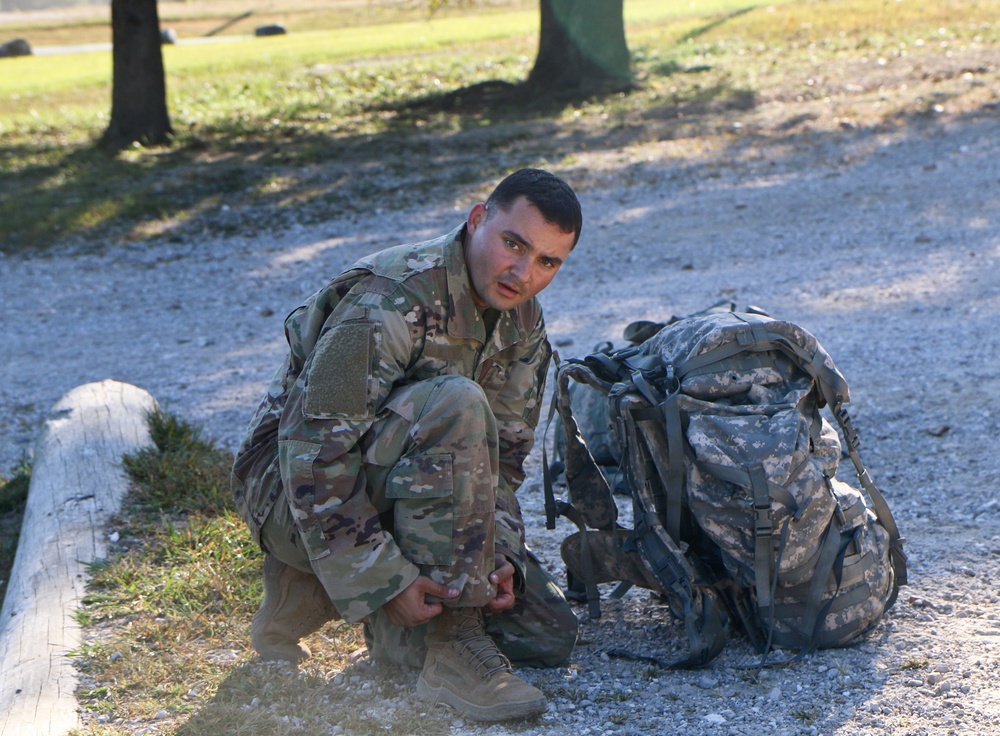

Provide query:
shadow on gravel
left=170, top=659, right=453, bottom=736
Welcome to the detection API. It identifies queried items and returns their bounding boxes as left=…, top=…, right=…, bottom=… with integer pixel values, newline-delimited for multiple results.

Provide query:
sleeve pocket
left=384, top=453, right=454, bottom=566
left=304, top=321, right=374, bottom=419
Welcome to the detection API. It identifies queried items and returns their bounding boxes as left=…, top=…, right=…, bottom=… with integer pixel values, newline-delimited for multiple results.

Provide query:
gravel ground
left=1, top=113, right=999, bottom=735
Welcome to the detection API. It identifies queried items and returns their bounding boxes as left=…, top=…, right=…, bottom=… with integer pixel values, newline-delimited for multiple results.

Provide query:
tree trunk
left=99, top=0, right=173, bottom=150
left=526, top=0, right=631, bottom=98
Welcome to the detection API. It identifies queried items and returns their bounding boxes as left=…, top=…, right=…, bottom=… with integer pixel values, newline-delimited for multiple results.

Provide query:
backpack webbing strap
left=753, top=515, right=793, bottom=663
left=834, top=406, right=908, bottom=595
left=714, top=578, right=767, bottom=653
left=798, top=520, right=848, bottom=653
left=605, top=584, right=731, bottom=670
left=559, top=503, right=603, bottom=620
left=695, top=461, right=801, bottom=519
left=773, top=583, right=871, bottom=621
left=778, top=548, right=873, bottom=597
left=542, top=382, right=563, bottom=530
left=661, top=392, right=686, bottom=544
left=628, top=394, right=686, bottom=545
left=806, top=585, right=877, bottom=648
left=749, top=463, right=775, bottom=610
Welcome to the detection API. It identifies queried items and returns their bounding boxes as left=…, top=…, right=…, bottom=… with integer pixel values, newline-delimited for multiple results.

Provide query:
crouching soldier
left=231, top=169, right=582, bottom=722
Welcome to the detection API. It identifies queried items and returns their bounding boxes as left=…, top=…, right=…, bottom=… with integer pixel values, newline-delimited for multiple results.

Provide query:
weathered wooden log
left=0, top=381, right=157, bottom=736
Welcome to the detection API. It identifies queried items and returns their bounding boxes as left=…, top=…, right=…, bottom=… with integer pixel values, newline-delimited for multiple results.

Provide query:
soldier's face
left=464, top=196, right=575, bottom=312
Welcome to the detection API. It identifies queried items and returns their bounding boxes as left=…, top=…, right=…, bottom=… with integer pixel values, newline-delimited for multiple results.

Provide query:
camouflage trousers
left=260, top=374, right=578, bottom=667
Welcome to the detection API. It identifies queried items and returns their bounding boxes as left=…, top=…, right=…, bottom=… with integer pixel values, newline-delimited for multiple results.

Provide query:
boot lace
left=450, top=609, right=514, bottom=679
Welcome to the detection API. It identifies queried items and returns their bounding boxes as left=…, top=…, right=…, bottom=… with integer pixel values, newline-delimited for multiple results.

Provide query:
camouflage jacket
left=232, top=225, right=551, bottom=622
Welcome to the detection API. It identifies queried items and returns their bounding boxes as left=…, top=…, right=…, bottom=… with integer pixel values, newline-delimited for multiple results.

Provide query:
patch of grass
left=120, top=407, right=234, bottom=514
left=0, top=457, right=31, bottom=515
left=0, top=458, right=32, bottom=606
left=791, top=705, right=821, bottom=724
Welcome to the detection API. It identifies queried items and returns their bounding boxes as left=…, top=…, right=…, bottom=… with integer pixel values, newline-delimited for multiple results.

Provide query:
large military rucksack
left=543, top=304, right=907, bottom=667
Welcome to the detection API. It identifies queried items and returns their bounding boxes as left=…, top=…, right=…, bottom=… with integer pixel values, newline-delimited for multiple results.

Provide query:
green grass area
left=0, top=459, right=31, bottom=607
left=0, top=0, right=997, bottom=252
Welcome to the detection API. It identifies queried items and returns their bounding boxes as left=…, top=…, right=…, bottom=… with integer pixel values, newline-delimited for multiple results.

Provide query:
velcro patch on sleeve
left=304, top=321, right=373, bottom=418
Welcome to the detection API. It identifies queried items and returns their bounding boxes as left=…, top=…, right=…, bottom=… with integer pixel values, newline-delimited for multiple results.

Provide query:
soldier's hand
left=383, top=576, right=459, bottom=628
left=484, top=554, right=516, bottom=614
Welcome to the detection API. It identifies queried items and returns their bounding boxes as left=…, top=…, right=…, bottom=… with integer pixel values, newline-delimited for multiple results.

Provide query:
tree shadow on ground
left=1, top=54, right=996, bottom=254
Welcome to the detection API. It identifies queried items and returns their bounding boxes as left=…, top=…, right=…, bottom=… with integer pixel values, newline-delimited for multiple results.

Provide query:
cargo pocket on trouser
left=384, top=451, right=495, bottom=605
left=385, top=452, right=457, bottom=567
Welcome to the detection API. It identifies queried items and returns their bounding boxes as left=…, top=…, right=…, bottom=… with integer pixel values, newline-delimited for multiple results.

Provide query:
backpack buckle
left=754, top=502, right=772, bottom=538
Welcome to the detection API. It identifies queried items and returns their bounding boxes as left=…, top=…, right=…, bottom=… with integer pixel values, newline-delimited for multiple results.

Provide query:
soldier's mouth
left=497, top=282, right=520, bottom=299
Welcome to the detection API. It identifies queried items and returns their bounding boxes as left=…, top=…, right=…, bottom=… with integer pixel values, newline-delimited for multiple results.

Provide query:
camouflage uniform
left=232, top=224, right=577, bottom=667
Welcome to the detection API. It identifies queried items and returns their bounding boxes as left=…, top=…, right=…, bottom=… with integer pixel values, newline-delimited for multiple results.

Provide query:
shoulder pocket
left=304, top=321, right=375, bottom=419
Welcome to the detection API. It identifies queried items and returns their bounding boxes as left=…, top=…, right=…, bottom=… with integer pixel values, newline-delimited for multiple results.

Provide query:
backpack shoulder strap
left=543, top=358, right=618, bottom=532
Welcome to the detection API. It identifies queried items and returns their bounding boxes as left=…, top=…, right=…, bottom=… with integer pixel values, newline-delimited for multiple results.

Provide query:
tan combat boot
left=416, top=606, right=547, bottom=722
left=250, top=554, right=339, bottom=663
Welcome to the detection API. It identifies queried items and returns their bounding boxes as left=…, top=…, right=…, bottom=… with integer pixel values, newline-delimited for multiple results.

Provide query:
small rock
left=0, top=38, right=31, bottom=57
left=704, top=713, right=726, bottom=724
left=204, top=649, right=239, bottom=664
left=255, top=24, right=287, bottom=37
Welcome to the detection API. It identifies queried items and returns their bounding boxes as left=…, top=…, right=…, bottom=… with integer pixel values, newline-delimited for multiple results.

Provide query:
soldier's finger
left=489, top=560, right=515, bottom=584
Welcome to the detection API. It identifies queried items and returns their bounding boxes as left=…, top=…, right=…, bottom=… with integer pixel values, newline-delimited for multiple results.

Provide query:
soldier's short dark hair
left=485, top=168, right=583, bottom=247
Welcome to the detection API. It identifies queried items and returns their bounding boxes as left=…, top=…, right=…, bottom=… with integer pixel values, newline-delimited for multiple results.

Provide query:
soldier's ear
left=468, top=202, right=488, bottom=233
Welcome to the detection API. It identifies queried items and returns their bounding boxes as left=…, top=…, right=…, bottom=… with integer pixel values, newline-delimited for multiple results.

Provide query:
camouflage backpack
left=543, top=304, right=907, bottom=667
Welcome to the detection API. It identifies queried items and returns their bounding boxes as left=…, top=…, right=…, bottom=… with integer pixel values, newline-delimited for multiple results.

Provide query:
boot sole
left=415, top=675, right=546, bottom=722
